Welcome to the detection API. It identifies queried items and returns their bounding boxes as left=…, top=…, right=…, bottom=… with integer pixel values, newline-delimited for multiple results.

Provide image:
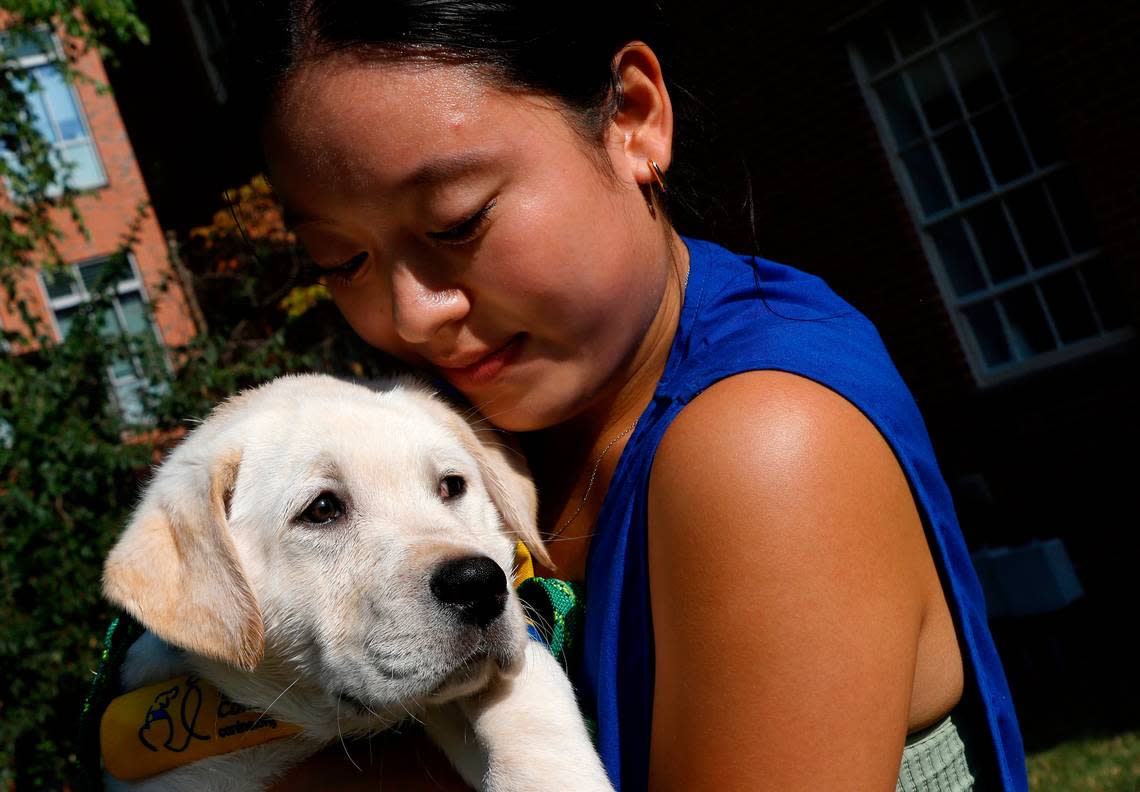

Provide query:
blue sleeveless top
left=576, top=238, right=1028, bottom=791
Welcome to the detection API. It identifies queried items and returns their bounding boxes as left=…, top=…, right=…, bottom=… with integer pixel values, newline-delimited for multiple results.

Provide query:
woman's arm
left=647, top=371, right=946, bottom=791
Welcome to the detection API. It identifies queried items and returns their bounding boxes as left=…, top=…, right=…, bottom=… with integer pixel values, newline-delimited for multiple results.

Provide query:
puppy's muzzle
left=430, top=555, right=508, bottom=628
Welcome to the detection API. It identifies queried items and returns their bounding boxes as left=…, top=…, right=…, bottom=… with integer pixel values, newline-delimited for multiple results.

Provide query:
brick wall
left=0, top=30, right=196, bottom=351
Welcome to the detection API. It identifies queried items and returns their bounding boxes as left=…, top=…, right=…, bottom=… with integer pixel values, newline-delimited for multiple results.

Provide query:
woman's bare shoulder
left=647, top=369, right=928, bottom=603
left=651, top=369, right=904, bottom=500
left=645, top=370, right=932, bottom=789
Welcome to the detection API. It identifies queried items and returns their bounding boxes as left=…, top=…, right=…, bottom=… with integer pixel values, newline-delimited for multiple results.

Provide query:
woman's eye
left=438, top=475, right=467, bottom=501
left=308, top=251, right=368, bottom=287
left=427, top=199, right=496, bottom=245
left=299, top=492, right=345, bottom=524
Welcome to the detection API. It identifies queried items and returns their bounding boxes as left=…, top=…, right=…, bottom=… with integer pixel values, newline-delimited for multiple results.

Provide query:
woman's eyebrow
left=402, top=151, right=495, bottom=189
left=280, top=152, right=497, bottom=228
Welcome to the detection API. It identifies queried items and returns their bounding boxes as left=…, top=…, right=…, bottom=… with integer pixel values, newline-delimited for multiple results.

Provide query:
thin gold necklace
left=550, top=416, right=640, bottom=538
left=550, top=260, right=689, bottom=538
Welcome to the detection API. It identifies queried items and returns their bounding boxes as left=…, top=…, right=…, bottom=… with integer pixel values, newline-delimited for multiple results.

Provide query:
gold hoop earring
left=648, top=159, right=668, bottom=193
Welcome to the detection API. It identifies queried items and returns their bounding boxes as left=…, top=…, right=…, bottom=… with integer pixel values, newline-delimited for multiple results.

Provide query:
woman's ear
left=609, top=43, right=675, bottom=188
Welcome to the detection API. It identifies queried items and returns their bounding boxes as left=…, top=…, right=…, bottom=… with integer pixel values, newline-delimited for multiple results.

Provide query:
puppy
left=100, top=374, right=612, bottom=791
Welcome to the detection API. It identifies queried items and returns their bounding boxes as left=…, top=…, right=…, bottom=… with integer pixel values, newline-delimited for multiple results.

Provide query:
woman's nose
left=390, top=260, right=470, bottom=345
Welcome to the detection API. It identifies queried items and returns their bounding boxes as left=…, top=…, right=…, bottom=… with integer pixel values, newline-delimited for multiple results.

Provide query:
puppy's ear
left=419, top=393, right=553, bottom=569
left=469, top=428, right=552, bottom=569
left=103, top=444, right=265, bottom=671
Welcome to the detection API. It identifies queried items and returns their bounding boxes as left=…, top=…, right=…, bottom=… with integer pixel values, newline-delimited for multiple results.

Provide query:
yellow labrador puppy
left=101, top=374, right=612, bottom=791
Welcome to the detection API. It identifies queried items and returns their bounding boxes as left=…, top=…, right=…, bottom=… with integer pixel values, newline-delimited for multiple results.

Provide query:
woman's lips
left=437, top=335, right=524, bottom=388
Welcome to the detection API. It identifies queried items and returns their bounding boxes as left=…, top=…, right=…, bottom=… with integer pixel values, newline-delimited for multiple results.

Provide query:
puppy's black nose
left=430, top=555, right=508, bottom=627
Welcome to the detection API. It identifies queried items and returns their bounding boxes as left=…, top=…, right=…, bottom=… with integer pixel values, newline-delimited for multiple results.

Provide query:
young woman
left=237, top=2, right=1028, bottom=789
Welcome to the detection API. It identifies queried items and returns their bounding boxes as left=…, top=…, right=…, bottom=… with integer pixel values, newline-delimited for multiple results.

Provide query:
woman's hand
left=267, top=725, right=473, bottom=791
left=647, top=371, right=962, bottom=791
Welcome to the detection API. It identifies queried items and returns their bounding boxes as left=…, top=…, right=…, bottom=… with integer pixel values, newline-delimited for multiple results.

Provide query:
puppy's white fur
left=102, top=374, right=612, bottom=791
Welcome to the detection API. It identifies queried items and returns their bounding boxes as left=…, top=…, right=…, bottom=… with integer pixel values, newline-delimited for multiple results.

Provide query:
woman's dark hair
left=227, top=1, right=737, bottom=244
left=227, top=2, right=787, bottom=319
left=230, top=1, right=667, bottom=149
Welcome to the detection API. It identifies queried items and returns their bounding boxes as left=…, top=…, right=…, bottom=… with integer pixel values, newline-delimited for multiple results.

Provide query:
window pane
left=946, top=33, right=1003, bottom=112
left=99, top=304, right=137, bottom=380
left=1039, top=269, right=1098, bottom=344
left=890, top=5, right=933, bottom=57
left=113, top=379, right=147, bottom=425
left=5, top=64, right=105, bottom=192
left=901, top=144, right=951, bottom=215
left=1046, top=170, right=1098, bottom=254
left=908, top=54, right=960, bottom=130
left=44, top=268, right=79, bottom=300
left=968, top=202, right=1024, bottom=283
left=60, top=141, right=104, bottom=190
left=981, top=18, right=1026, bottom=93
left=15, top=72, right=56, bottom=142
left=118, top=293, right=150, bottom=336
left=875, top=74, right=924, bottom=147
left=0, top=30, right=53, bottom=60
left=1011, top=93, right=1063, bottom=167
left=936, top=125, right=989, bottom=200
left=930, top=218, right=986, bottom=295
left=964, top=301, right=1012, bottom=367
left=856, top=27, right=896, bottom=75
left=54, top=305, right=78, bottom=338
left=79, top=260, right=106, bottom=292
left=97, top=305, right=121, bottom=338
left=1001, top=285, right=1056, bottom=358
left=1006, top=184, right=1067, bottom=268
left=110, top=356, right=137, bottom=380
left=1080, top=259, right=1131, bottom=331
left=40, top=255, right=160, bottom=423
left=80, top=256, right=130, bottom=293
left=973, top=106, right=1030, bottom=184
left=34, top=65, right=83, bottom=140
left=929, top=0, right=974, bottom=36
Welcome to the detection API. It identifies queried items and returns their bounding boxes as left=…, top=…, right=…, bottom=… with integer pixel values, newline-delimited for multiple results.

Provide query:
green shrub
left=0, top=306, right=151, bottom=788
left=0, top=299, right=389, bottom=786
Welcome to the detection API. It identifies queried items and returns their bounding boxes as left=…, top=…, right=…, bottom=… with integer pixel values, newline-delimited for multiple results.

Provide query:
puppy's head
left=103, top=374, right=549, bottom=720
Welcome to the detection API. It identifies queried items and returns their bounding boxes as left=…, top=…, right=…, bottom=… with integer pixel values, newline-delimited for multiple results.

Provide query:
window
left=0, top=28, right=107, bottom=191
left=41, top=255, right=163, bottom=422
left=849, top=0, right=1131, bottom=384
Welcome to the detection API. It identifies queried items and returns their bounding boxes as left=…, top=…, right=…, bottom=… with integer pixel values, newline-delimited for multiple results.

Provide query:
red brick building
left=0, top=26, right=197, bottom=419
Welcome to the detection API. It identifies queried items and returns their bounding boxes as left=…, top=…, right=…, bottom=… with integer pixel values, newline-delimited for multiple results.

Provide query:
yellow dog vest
left=100, top=543, right=538, bottom=781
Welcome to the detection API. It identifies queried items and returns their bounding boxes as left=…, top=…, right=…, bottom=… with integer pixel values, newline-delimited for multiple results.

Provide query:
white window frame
left=848, top=1, right=1132, bottom=386
left=38, top=253, right=166, bottom=421
left=0, top=27, right=108, bottom=192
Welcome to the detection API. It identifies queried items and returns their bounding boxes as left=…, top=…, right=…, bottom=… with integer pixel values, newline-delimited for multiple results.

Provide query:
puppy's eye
left=300, top=492, right=344, bottom=524
left=438, top=475, right=466, bottom=501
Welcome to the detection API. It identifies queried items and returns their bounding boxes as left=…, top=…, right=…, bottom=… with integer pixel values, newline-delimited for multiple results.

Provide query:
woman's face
left=263, top=57, right=673, bottom=431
